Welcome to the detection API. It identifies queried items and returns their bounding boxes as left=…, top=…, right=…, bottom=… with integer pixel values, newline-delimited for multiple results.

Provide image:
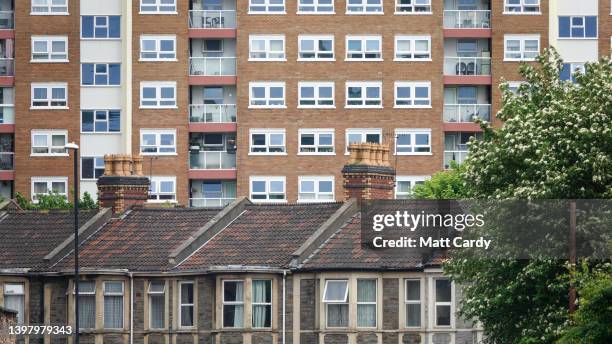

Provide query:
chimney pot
left=97, top=154, right=150, bottom=214
left=342, top=142, right=396, bottom=203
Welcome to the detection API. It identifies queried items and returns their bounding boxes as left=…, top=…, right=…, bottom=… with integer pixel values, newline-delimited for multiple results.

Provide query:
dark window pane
left=109, top=16, right=121, bottom=38
left=108, top=111, right=121, bottom=132
left=82, top=111, right=94, bottom=132
left=109, top=64, right=121, bottom=85
left=82, top=16, right=94, bottom=38
left=82, top=158, right=94, bottom=179
left=82, top=64, right=94, bottom=85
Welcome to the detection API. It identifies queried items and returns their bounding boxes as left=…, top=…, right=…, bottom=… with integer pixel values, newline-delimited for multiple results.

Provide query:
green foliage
left=79, top=191, right=97, bottom=209
left=14, top=191, right=98, bottom=210
left=412, top=162, right=467, bottom=199
left=443, top=49, right=612, bottom=344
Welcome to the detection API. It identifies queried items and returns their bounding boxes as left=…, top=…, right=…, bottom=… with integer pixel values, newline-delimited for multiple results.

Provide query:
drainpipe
left=282, top=270, right=286, bottom=344
left=130, top=272, right=134, bottom=344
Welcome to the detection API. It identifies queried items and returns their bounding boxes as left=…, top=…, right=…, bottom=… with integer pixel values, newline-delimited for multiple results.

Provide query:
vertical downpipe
left=130, top=272, right=134, bottom=344
left=282, top=271, right=286, bottom=344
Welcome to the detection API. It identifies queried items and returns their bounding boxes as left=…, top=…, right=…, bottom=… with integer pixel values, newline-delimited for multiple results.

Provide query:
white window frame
left=345, top=35, right=382, bottom=61
left=249, top=82, right=286, bottom=108
left=3, top=283, right=25, bottom=324
left=31, top=83, right=68, bottom=109
left=356, top=279, right=377, bottom=328
left=222, top=280, right=245, bottom=329
left=178, top=281, right=195, bottom=328
left=298, top=129, right=335, bottom=155
left=432, top=278, right=454, bottom=328
left=140, top=35, right=177, bottom=61
left=504, top=35, right=540, bottom=61
left=346, top=0, right=383, bottom=14
left=345, top=128, right=382, bottom=154
left=298, top=176, right=335, bottom=203
left=147, top=281, right=166, bottom=330
left=140, top=0, right=177, bottom=14
left=251, top=279, right=272, bottom=329
left=506, top=81, right=526, bottom=94
left=31, top=177, right=68, bottom=202
left=80, top=109, right=121, bottom=134
left=81, top=63, right=121, bottom=87
left=103, top=281, right=124, bottom=329
left=31, top=130, right=68, bottom=156
left=140, top=129, right=176, bottom=155
left=31, top=0, right=68, bottom=15
left=503, top=0, right=541, bottom=15
left=249, top=129, right=286, bottom=155
left=31, top=36, right=68, bottom=62
left=558, top=16, right=598, bottom=39
left=394, top=35, right=431, bottom=61
left=404, top=278, right=423, bottom=328
left=395, top=129, right=432, bottom=155
left=298, top=82, right=335, bottom=108
left=249, top=176, right=287, bottom=203
left=249, top=0, right=286, bottom=14
left=345, top=81, right=382, bottom=108
left=322, top=279, right=349, bottom=329
left=298, top=35, right=335, bottom=61
left=74, top=281, right=96, bottom=330
left=297, top=0, right=335, bottom=14
left=395, top=0, right=432, bottom=14
left=148, top=176, right=177, bottom=203
left=140, top=82, right=177, bottom=108
left=395, top=176, right=429, bottom=199
left=394, top=81, right=431, bottom=108
left=81, top=156, right=105, bottom=180
left=249, top=35, right=286, bottom=61
left=80, top=15, right=121, bottom=40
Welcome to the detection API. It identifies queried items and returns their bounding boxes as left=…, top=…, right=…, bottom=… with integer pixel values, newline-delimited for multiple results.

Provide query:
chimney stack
left=97, top=155, right=149, bottom=214
left=342, top=143, right=396, bottom=202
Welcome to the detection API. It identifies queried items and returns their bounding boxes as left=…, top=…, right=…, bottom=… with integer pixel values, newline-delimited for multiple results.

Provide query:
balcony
left=444, top=57, right=491, bottom=76
left=0, top=0, right=13, bottom=30
left=0, top=87, right=13, bottom=125
left=190, top=197, right=234, bottom=207
left=189, top=179, right=236, bottom=208
left=190, top=104, right=236, bottom=123
left=189, top=10, right=236, bottom=29
left=444, top=10, right=491, bottom=29
left=189, top=57, right=236, bottom=76
left=190, top=151, right=236, bottom=170
left=444, top=104, right=491, bottom=123
left=444, top=150, right=469, bottom=169
left=0, top=151, right=12, bottom=170
left=444, top=132, right=482, bottom=169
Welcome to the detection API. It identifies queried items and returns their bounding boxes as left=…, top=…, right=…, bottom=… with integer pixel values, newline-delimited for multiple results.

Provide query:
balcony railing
left=190, top=151, right=236, bottom=170
left=444, top=10, right=491, bottom=29
left=444, top=150, right=469, bottom=169
left=0, top=58, right=14, bottom=76
left=0, top=152, right=13, bottom=170
left=444, top=104, right=491, bottom=123
left=0, top=11, right=13, bottom=29
left=189, top=10, right=236, bottom=29
left=189, top=197, right=235, bottom=208
left=189, top=104, right=236, bottom=123
left=0, top=104, right=14, bottom=124
left=444, top=57, right=491, bottom=76
left=189, top=57, right=236, bottom=76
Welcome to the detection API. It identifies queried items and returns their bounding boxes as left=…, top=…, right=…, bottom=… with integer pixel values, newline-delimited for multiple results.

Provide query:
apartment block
left=4, top=0, right=611, bottom=205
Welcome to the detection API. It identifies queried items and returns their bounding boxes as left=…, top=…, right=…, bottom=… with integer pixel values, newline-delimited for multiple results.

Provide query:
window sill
left=248, top=58, right=287, bottom=62
left=81, top=131, right=122, bottom=135
left=30, top=60, right=69, bottom=63
left=394, top=153, right=433, bottom=156
left=81, top=38, right=122, bottom=41
left=139, top=106, right=179, bottom=110
left=139, top=58, right=179, bottom=62
left=140, top=153, right=178, bottom=156
left=296, top=12, right=336, bottom=15
left=31, top=154, right=69, bottom=157
left=249, top=153, right=288, bottom=156
left=30, top=106, right=69, bottom=110
left=297, top=58, right=336, bottom=62
left=250, top=199, right=288, bottom=204
left=248, top=106, right=287, bottom=109
left=345, top=58, right=384, bottom=62
left=394, top=12, right=433, bottom=15
left=345, top=106, right=383, bottom=109
left=139, top=12, right=179, bottom=15
left=248, top=12, right=287, bottom=15
left=502, top=12, right=541, bottom=16
left=503, top=58, right=536, bottom=62
left=394, top=105, right=432, bottom=109
left=30, top=12, right=69, bottom=16
left=394, top=58, right=432, bottom=62
left=298, top=152, right=336, bottom=156
left=557, top=37, right=598, bottom=41
left=297, top=199, right=336, bottom=204
left=297, top=106, right=336, bottom=109
left=345, top=12, right=384, bottom=16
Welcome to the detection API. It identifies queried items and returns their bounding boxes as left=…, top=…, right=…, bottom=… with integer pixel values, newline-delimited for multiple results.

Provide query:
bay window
left=103, top=282, right=124, bottom=329
left=148, top=281, right=166, bottom=329
left=434, top=279, right=452, bottom=327
left=3, top=284, right=25, bottom=324
left=405, top=279, right=421, bottom=327
left=252, top=280, right=272, bottom=328
left=76, top=281, right=96, bottom=329
left=356, top=279, right=377, bottom=328
left=223, top=280, right=244, bottom=328
left=323, top=280, right=349, bottom=328
left=179, top=281, right=194, bottom=328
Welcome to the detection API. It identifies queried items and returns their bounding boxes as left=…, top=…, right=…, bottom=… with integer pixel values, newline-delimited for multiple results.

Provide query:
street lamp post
left=65, top=142, right=79, bottom=344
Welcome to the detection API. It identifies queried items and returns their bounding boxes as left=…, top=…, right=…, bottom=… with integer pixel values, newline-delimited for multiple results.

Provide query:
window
left=298, top=0, right=334, bottom=13
left=3, top=284, right=25, bottom=324
left=81, top=157, right=105, bottom=180
left=395, top=129, right=431, bottom=155
left=347, top=0, right=383, bottom=14
left=504, top=0, right=540, bottom=14
left=323, top=280, right=349, bottom=328
left=31, top=36, right=68, bottom=62
left=140, top=82, right=177, bottom=108
left=76, top=281, right=96, bottom=329
left=395, top=36, right=430, bottom=60
left=82, top=64, right=121, bottom=86
left=346, top=36, right=382, bottom=60
left=250, top=176, right=286, bottom=202
left=31, top=130, right=67, bottom=156
left=559, top=16, right=598, bottom=39
left=249, top=0, right=285, bottom=13
left=81, top=110, right=120, bottom=133
left=31, top=83, right=68, bottom=108
left=504, top=35, right=540, bottom=61
left=395, top=82, right=431, bottom=108
left=140, top=36, right=176, bottom=60
left=396, top=0, right=431, bottom=13
left=560, top=63, right=585, bottom=83
left=149, top=177, right=177, bottom=202
left=357, top=279, right=376, bottom=328
left=396, top=177, right=428, bottom=199
left=346, top=129, right=382, bottom=153
left=249, top=82, right=285, bottom=108
left=31, top=0, right=68, bottom=14
left=298, top=176, right=334, bottom=202
left=346, top=82, right=382, bottom=108
left=250, top=129, right=286, bottom=154
left=405, top=279, right=421, bottom=327
left=298, top=36, right=334, bottom=60
left=299, top=82, right=334, bottom=108
left=223, top=281, right=244, bottom=328
left=252, top=280, right=272, bottom=329
left=81, top=16, right=121, bottom=39
left=249, top=35, right=285, bottom=61
left=103, top=282, right=124, bottom=329
left=140, top=129, right=176, bottom=155
left=140, top=0, right=177, bottom=13
left=506, top=81, right=526, bottom=94
left=31, top=177, right=68, bottom=202
left=434, top=279, right=452, bottom=327
left=148, top=281, right=166, bottom=329
left=299, top=129, right=334, bottom=154
left=179, top=281, right=194, bottom=328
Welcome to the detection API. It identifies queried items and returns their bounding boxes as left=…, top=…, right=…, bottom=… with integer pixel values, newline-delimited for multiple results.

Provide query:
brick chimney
left=342, top=143, right=396, bottom=202
left=97, top=155, right=149, bottom=214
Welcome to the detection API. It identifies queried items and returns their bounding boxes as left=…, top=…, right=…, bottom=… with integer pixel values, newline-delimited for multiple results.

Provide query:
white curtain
left=150, top=295, right=165, bottom=329
left=357, top=280, right=376, bottom=327
left=4, top=295, right=24, bottom=324
left=104, top=295, right=123, bottom=329
left=252, top=280, right=271, bottom=328
left=78, top=295, right=96, bottom=329
left=327, top=304, right=348, bottom=327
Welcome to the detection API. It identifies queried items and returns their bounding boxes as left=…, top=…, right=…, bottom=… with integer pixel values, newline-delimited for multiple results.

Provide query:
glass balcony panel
left=0, top=151, right=13, bottom=170
left=443, top=104, right=491, bottom=122
left=189, top=104, right=237, bottom=123
left=444, top=57, right=491, bottom=76
left=189, top=151, right=236, bottom=170
left=443, top=10, right=491, bottom=29
left=189, top=10, right=237, bottom=29
left=189, top=57, right=236, bottom=76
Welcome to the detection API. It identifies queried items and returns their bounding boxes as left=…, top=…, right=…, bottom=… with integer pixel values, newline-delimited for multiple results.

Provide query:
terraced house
left=1, top=0, right=611, bottom=204
left=0, top=147, right=482, bottom=344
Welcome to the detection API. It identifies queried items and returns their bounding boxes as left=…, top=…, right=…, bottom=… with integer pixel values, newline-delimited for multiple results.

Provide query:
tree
left=444, top=49, right=612, bottom=344
left=15, top=191, right=98, bottom=210
left=411, top=162, right=467, bottom=199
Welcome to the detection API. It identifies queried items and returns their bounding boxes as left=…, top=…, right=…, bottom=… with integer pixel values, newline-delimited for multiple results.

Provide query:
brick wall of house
left=0, top=308, right=16, bottom=344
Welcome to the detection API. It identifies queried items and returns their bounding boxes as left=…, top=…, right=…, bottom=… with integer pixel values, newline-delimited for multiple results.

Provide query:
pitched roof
left=175, top=203, right=344, bottom=271
left=52, top=208, right=221, bottom=272
left=0, top=209, right=99, bottom=270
